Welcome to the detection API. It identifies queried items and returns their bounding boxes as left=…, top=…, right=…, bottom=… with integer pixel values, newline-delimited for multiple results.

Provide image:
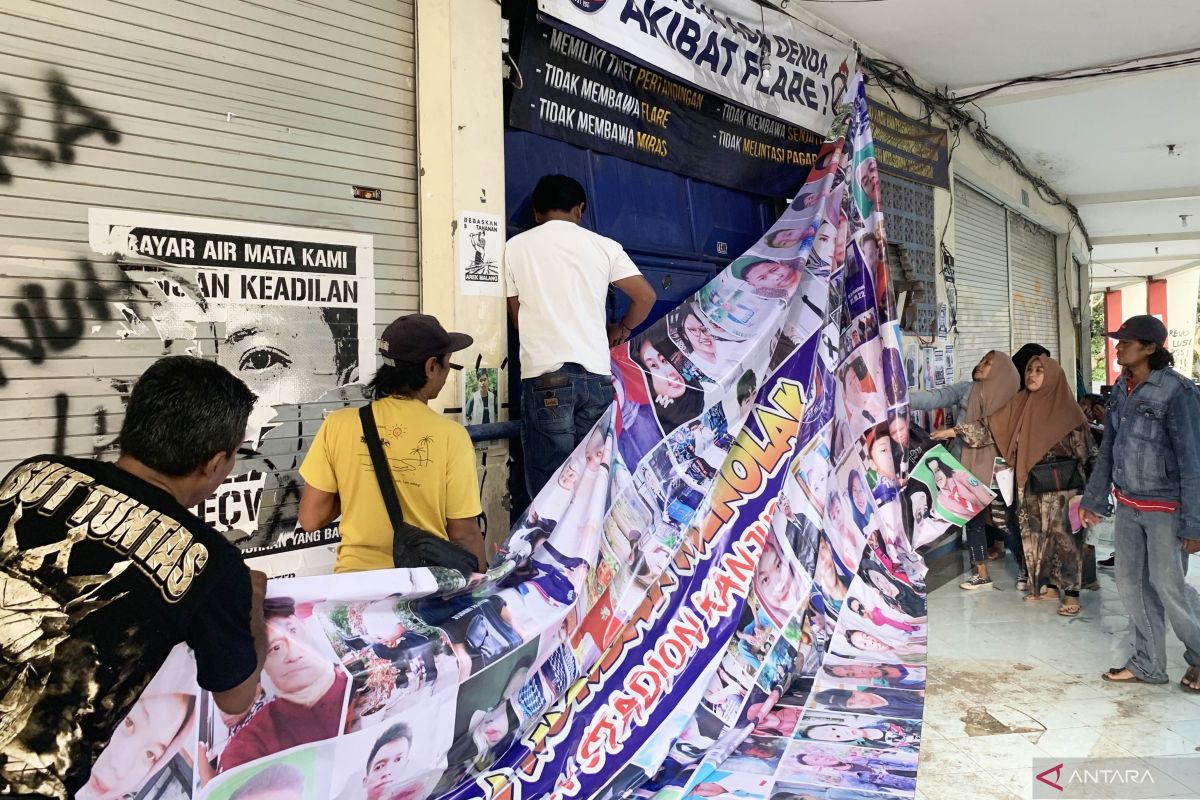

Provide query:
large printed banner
left=536, top=0, right=857, bottom=136
left=865, top=100, right=949, bottom=190
left=510, top=19, right=825, bottom=197
left=89, top=211, right=376, bottom=572
left=99, top=76, right=932, bottom=800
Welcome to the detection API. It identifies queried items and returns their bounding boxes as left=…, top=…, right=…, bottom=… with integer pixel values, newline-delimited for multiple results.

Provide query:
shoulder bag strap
left=359, top=403, right=406, bottom=533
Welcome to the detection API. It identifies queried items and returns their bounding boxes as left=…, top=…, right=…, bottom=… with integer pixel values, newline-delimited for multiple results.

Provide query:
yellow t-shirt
left=299, top=397, right=482, bottom=573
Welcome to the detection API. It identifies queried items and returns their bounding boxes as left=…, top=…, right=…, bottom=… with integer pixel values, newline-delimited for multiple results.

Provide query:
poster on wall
left=463, top=366, right=500, bottom=425
left=509, top=19, right=825, bottom=197
left=536, top=0, right=857, bottom=136
left=458, top=211, right=503, bottom=297
left=89, top=210, right=375, bottom=572
left=92, top=75, right=956, bottom=800
left=866, top=99, right=950, bottom=189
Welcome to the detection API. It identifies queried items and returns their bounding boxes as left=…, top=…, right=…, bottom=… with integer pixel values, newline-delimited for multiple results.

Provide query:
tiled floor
left=918, top=548, right=1200, bottom=800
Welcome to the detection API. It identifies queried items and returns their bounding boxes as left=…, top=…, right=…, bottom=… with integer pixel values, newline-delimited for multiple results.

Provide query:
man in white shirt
left=506, top=174, right=656, bottom=497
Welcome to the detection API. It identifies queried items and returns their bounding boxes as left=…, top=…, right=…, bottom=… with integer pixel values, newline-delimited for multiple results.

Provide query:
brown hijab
left=988, top=355, right=1086, bottom=490
left=959, top=351, right=1020, bottom=483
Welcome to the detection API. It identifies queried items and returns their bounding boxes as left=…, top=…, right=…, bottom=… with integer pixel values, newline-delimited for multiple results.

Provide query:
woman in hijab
left=930, top=351, right=1020, bottom=590
left=939, top=356, right=1096, bottom=614
left=1011, top=343, right=1051, bottom=390
left=848, top=469, right=874, bottom=531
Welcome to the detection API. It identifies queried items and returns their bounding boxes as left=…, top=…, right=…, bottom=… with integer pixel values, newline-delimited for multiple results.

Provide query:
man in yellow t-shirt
left=298, top=314, right=485, bottom=573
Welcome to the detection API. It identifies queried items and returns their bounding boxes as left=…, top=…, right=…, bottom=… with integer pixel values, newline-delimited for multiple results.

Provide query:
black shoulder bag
left=1027, top=459, right=1086, bottom=494
left=358, top=404, right=479, bottom=578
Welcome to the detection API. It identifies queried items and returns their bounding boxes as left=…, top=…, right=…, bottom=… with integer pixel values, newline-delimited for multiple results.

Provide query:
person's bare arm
left=447, top=516, right=487, bottom=571
left=299, top=484, right=340, bottom=531
left=212, top=570, right=268, bottom=715
left=507, top=297, right=521, bottom=331
left=608, top=275, right=656, bottom=346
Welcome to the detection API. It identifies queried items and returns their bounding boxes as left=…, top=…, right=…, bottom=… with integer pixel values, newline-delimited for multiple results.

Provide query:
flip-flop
left=1103, top=667, right=1149, bottom=684
left=1181, top=666, right=1200, bottom=693
left=1058, top=602, right=1081, bottom=617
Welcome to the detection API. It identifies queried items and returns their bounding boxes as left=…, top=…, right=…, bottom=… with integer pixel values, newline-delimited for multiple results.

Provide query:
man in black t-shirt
left=0, top=356, right=267, bottom=799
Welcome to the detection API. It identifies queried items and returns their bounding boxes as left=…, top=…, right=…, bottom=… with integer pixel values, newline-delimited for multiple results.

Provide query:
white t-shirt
left=505, top=220, right=643, bottom=379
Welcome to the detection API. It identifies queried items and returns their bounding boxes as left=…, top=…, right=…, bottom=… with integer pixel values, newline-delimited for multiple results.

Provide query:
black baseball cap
left=1106, top=314, right=1167, bottom=345
left=378, top=314, right=472, bottom=368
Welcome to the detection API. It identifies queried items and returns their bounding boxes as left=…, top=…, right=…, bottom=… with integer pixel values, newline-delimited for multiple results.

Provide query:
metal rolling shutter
left=0, top=0, right=416, bottom=474
left=1008, top=212, right=1060, bottom=358
left=952, top=182, right=1011, bottom=381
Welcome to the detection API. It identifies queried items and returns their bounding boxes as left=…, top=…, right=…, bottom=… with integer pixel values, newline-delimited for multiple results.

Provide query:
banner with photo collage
left=95, top=75, right=938, bottom=800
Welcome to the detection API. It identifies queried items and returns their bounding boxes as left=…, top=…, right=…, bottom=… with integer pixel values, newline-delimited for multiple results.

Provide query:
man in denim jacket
left=1080, top=315, right=1200, bottom=690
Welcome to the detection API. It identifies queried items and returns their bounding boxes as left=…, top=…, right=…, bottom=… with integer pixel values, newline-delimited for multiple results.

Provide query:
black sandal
left=1181, top=665, right=1200, bottom=693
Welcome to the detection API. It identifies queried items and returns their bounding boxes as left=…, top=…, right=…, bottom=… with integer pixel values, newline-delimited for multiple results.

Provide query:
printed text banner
left=537, top=0, right=856, bottom=135
left=866, top=100, right=949, bottom=189
left=511, top=20, right=823, bottom=197
left=88, top=209, right=376, bottom=571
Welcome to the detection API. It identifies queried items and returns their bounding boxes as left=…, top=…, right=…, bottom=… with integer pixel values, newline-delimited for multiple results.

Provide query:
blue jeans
left=521, top=364, right=614, bottom=499
left=1114, top=503, right=1200, bottom=682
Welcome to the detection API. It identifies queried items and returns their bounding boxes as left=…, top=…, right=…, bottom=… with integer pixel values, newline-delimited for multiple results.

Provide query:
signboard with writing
left=511, top=20, right=824, bottom=197
left=89, top=210, right=376, bottom=573
left=538, top=0, right=856, bottom=135
left=867, top=100, right=950, bottom=189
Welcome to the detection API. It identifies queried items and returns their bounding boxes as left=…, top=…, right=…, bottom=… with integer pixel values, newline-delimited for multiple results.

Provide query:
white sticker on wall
left=458, top=211, right=503, bottom=296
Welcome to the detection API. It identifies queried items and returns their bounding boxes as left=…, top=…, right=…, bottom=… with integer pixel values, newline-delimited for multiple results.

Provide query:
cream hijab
left=958, top=351, right=1019, bottom=483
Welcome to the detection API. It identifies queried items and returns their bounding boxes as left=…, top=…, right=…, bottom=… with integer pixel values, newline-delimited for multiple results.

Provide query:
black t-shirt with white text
left=0, top=456, right=257, bottom=799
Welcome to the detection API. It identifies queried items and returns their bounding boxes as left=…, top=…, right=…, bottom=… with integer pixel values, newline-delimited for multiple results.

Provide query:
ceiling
left=794, top=0, right=1200, bottom=290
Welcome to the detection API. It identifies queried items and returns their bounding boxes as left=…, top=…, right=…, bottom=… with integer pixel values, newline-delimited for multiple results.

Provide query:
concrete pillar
left=1147, top=278, right=1168, bottom=326
left=416, top=0, right=511, bottom=555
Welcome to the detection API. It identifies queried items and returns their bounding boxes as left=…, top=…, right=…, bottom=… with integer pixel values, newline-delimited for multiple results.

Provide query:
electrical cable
left=861, top=56, right=1092, bottom=243
left=951, top=54, right=1200, bottom=105
left=505, top=51, right=524, bottom=89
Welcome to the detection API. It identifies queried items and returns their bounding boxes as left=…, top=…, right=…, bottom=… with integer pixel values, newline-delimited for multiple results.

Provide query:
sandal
left=1103, top=667, right=1149, bottom=684
left=1058, top=601, right=1081, bottom=617
left=1181, top=666, right=1200, bottom=694
left=1023, top=588, right=1059, bottom=602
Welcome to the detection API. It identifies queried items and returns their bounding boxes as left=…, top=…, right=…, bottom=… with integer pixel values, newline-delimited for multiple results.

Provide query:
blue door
left=503, top=129, right=778, bottom=513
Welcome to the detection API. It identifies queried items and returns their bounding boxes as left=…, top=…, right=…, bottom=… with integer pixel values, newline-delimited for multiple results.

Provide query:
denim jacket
left=1081, top=367, right=1200, bottom=538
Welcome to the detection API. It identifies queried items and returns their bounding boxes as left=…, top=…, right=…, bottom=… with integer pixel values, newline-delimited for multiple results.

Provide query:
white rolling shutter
left=952, top=182, right=1011, bottom=381
left=0, top=0, right=416, bottom=472
left=1008, top=212, right=1060, bottom=359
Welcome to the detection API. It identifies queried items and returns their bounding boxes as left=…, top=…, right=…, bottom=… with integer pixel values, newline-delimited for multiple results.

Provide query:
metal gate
left=1008, top=212, right=1061, bottom=358
left=952, top=182, right=1011, bottom=381
left=0, top=0, right=417, bottom=473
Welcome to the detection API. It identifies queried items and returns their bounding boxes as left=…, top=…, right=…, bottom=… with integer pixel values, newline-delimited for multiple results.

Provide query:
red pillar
left=1147, top=279, right=1168, bottom=327
left=1104, top=289, right=1122, bottom=385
